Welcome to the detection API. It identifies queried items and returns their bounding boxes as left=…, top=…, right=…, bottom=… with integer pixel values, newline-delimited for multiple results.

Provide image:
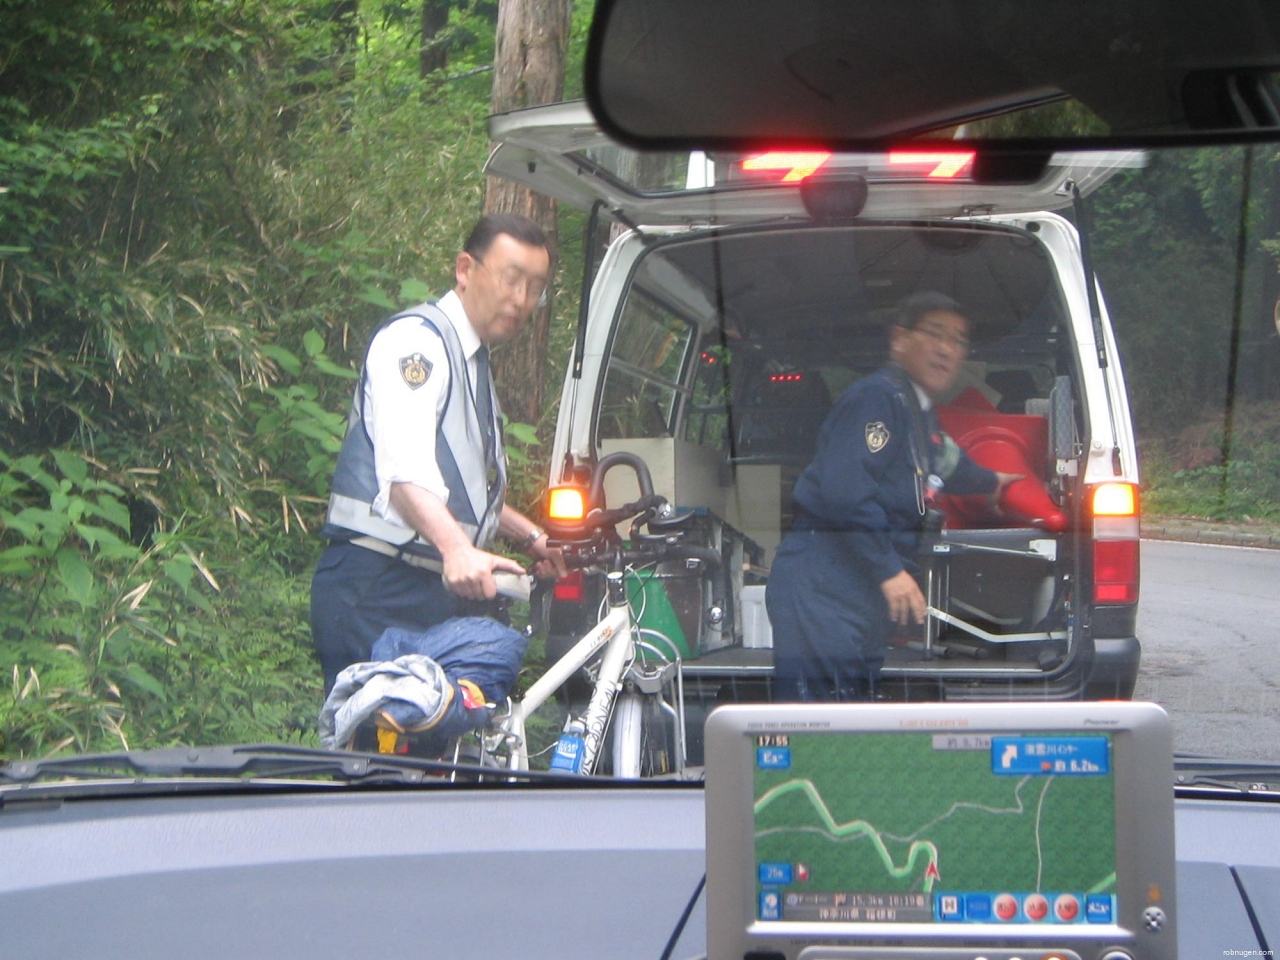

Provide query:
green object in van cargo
left=624, top=569, right=691, bottom=660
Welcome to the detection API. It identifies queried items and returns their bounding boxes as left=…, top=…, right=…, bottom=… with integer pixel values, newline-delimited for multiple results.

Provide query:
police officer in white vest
left=311, top=213, right=566, bottom=693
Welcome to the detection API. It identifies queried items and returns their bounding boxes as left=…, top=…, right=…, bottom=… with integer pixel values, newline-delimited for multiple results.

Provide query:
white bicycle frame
left=492, top=569, right=684, bottom=776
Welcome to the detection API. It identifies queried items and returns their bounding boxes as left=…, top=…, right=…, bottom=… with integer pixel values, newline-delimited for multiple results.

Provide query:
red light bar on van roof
left=737, top=150, right=979, bottom=184
left=887, top=151, right=976, bottom=178
left=741, top=151, right=832, bottom=182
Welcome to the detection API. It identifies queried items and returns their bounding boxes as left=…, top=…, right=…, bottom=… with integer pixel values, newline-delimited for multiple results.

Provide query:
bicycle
left=477, top=451, right=720, bottom=778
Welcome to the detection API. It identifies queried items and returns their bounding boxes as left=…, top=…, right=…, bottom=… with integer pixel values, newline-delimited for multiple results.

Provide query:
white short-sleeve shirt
left=363, top=290, right=484, bottom=527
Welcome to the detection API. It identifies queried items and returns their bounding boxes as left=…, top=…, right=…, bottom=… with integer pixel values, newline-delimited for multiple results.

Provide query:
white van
left=487, top=101, right=1142, bottom=707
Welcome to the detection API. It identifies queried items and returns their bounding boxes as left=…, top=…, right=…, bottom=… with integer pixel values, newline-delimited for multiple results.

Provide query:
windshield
left=3, top=4, right=1279, bottom=785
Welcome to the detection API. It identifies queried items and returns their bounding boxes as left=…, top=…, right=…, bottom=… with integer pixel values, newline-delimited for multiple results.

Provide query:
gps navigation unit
left=704, top=701, right=1176, bottom=960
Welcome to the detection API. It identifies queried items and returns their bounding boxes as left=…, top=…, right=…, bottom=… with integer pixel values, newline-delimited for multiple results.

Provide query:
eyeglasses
left=473, top=256, right=549, bottom=307
left=914, top=323, right=970, bottom=353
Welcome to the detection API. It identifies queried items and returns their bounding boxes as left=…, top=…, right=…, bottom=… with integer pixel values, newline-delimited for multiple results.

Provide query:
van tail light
left=554, top=570, right=586, bottom=603
left=1091, top=482, right=1140, bottom=604
left=547, top=485, right=587, bottom=523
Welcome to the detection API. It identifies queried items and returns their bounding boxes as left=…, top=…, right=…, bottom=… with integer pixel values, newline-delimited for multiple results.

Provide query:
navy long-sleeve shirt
left=789, top=364, right=997, bottom=584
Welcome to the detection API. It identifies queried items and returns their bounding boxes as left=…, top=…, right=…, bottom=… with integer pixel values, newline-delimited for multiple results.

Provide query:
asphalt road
left=1133, top=538, right=1280, bottom=762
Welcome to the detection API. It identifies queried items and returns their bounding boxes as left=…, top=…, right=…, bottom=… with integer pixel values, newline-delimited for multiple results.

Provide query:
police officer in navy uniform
left=311, top=213, right=566, bottom=693
left=765, top=292, right=1020, bottom=701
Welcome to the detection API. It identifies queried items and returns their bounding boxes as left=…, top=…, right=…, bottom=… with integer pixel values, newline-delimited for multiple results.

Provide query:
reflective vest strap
left=325, top=493, right=481, bottom=560
left=323, top=300, right=501, bottom=552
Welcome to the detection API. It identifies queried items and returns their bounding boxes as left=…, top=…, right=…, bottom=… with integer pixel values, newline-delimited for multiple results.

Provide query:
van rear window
left=598, top=291, right=695, bottom=441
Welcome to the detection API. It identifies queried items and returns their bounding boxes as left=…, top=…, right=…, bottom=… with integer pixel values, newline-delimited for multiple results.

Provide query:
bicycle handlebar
left=587, top=451, right=655, bottom=509
left=583, top=493, right=666, bottom=533
left=559, top=535, right=721, bottom=573
left=549, top=451, right=721, bottom=572
left=549, top=452, right=662, bottom=538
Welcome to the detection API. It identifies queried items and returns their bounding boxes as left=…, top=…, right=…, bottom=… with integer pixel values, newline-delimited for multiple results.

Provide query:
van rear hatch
left=485, top=101, right=1142, bottom=224
left=486, top=101, right=1140, bottom=700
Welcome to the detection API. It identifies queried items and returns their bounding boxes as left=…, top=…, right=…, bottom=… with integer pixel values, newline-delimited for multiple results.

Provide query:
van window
left=597, top=290, right=695, bottom=441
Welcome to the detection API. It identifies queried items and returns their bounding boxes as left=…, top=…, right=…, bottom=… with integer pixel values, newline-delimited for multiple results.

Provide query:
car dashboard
left=1, top=783, right=1278, bottom=959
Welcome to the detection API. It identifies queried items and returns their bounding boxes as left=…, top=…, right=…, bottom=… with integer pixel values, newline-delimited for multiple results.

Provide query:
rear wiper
left=1174, top=754, right=1280, bottom=795
left=0, top=743, right=602, bottom=790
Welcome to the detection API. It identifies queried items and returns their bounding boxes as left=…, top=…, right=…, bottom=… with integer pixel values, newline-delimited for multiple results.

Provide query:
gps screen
left=752, top=730, right=1117, bottom=927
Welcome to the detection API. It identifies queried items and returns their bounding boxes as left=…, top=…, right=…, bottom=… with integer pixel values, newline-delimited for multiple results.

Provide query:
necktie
left=474, top=347, right=499, bottom=492
left=923, top=405, right=942, bottom=475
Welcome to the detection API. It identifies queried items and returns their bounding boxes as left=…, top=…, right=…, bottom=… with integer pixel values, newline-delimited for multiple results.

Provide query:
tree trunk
left=485, top=0, right=570, bottom=427
left=420, top=0, right=450, bottom=79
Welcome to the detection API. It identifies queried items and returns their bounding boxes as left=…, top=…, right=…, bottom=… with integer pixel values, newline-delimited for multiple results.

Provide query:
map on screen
left=752, top=731, right=1117, bottom=926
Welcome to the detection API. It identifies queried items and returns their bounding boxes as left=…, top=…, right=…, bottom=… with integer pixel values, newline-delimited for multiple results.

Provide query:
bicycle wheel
left=609, top=692, right=676, bottom=778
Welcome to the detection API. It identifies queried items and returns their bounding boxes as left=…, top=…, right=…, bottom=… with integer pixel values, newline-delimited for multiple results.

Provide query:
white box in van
left=739, top=585, right=772, bottom=649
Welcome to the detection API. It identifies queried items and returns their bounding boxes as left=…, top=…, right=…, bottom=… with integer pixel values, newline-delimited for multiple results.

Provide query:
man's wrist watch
left=523, top=526, right=545, bottom=549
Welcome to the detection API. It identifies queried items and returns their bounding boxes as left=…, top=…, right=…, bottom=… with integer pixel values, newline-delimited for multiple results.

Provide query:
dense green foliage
left=3, top=0, right=1280, bottom=758
left=0, top=0, right=583, bottom=757
left=1139, top=400, right=1280, bottom=522
left=1088, top=147, right=1280, bottom=519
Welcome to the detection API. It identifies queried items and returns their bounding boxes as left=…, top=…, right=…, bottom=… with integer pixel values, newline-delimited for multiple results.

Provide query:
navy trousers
left=765, top=529, right=892, bottom=702
left=310, top=540, right=502, bottom=693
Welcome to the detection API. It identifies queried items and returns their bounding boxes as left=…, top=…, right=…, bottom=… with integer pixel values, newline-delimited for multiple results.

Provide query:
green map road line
left=756, top=779, right=941, bottom=891
left=1089, top=872, right=1118, bottom=894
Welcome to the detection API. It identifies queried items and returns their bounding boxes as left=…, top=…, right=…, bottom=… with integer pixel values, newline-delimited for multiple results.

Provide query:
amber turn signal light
left=1092, top=482, right=1137, bottom=517
left=546, top=486, right=588, bottom=523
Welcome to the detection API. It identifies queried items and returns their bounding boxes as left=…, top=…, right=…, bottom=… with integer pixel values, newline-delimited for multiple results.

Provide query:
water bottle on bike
left=548, top=719, right=587, bottom=773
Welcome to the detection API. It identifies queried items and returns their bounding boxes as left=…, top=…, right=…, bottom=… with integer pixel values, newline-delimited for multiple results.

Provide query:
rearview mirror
left=586, top=0, right=1280, bottom=151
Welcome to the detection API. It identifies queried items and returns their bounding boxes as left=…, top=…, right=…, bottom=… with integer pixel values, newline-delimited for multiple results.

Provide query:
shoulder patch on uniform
left=866, top=421, right=890, bottom=453
left=399, top=353, right=433, bottom=389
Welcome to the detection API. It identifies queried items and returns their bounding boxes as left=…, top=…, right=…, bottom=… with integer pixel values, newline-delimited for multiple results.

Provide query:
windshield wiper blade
left=0, top=743, right=530, bottom=787
left=1174, top=754, right=1280, bottom=793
